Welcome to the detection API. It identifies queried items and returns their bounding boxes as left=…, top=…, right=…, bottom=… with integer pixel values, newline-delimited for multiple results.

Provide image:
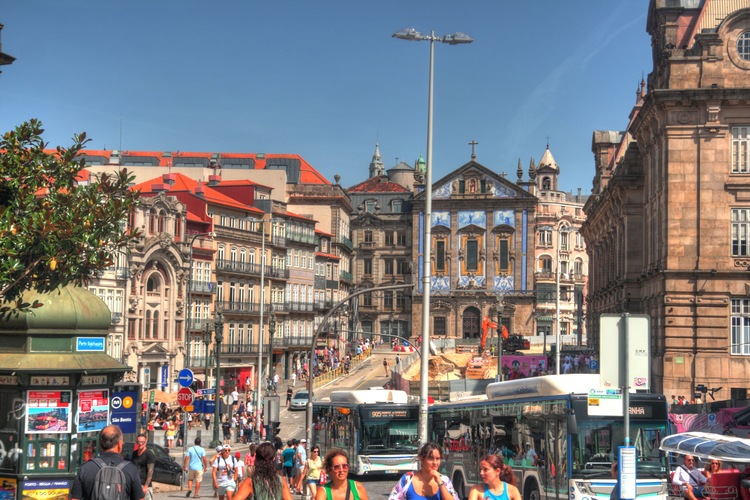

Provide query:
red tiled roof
left=315, top=229, right=334, bottom=237
left=348, top=176, right=410, bottom=193
left=274, top=210, right=317, bottom=223
left=77, top=150, right=330, bottom=185
left=315, top=252, right=340, bottom=260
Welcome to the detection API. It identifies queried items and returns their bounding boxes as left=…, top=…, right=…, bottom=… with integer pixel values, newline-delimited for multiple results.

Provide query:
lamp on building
left=393, top=27, right=473, bottom=444
left=210, top=311, right=224, bottom=448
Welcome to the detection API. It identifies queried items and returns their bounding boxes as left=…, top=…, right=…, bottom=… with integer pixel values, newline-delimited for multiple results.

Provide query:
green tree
left=0, top=119, right=139, bottom=314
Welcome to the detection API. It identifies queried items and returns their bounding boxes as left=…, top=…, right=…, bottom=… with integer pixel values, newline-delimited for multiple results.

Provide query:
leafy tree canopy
left=0, top=119, right=139, bottom=314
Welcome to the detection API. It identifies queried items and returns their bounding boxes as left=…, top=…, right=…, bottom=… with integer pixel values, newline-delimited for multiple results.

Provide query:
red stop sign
left=177, top=387, right=194, bottom=407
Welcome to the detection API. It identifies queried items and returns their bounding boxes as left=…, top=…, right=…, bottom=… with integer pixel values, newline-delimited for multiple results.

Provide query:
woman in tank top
left=315, top=448, right=368, bottom=500
left=467, top=455, right=521, bottom=500
left=388, top=443, right=459, bottom=500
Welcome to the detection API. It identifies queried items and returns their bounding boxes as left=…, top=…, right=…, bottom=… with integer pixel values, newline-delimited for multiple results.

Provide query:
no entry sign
left=177, top=387, right=194, bottom=407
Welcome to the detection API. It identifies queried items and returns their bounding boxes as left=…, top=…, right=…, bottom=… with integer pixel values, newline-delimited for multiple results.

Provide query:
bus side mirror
left=566, top=409, right=578, bottom=435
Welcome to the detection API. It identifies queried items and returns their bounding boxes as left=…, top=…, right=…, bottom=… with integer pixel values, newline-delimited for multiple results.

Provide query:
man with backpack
left=70, top=425, right=144, bottom=500
left=131, top=434, right=156, bottom=500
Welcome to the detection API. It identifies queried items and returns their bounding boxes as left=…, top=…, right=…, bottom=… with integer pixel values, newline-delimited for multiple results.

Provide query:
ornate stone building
left=583, top=0, right=750, bottom=396
left=411, top=155, right=537, bottom=342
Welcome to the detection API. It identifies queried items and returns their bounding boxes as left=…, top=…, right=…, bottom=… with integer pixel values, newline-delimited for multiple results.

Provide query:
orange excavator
left=480, top=316, right=507, bottom=351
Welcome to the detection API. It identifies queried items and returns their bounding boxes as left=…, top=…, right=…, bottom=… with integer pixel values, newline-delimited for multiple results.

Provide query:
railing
left=312, top=347, right=372, bottom=390
left=187, top=355, right=213, bottom=368
left=187, top=318, right=211, bottom=332
left=190, top=281, right=217, bottom=294
left=271, top=235, right=286, bottom=247
left=215, top=301, right=265, bottom=314
left=286, top=233, right=316, bottom=245
left=314, top=300, right=333, bottom=311
left=215, top=260, right=289, bottom=279
left=220, top=343, right=270, bottom=355
left=115, top=267, right=130, bottom=279
left=268, top=267, right=289, bottom=279
left=286, top=301, right=314, bottom=312
left=340, top=270, right=353, bottom=283
left=272, top=336, right=314, bottom=347
left=334, top=235, right=354, bottom=251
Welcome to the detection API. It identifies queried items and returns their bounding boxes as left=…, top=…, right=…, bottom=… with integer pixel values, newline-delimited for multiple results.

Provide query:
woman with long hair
left=233, top=442, right=292, bottom=500
left=315, top=448, right=368, bottom=500
left=388, top=442, right=459, bottom=500
left=467, top=454, right=521, bottom=500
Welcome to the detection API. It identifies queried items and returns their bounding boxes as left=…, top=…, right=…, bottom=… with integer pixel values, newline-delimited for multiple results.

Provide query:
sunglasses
left=332, top=464, right=349, bottom=471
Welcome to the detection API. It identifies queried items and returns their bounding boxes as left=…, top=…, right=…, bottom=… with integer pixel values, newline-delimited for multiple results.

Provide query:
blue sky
left=1, top=1, right=651, bottom=193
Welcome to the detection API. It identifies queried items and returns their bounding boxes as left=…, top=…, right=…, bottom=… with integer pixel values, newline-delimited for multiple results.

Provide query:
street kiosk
left=0, top=285, right=133, bottom=500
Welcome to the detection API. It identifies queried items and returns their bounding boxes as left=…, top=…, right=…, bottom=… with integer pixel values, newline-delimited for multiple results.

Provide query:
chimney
left=208, top=174, right=221, bottom=187
left=150, top=183, right=169, bottom=193
left=162, top=173, right=176, bottom=186
left=194, top=185, right=205, bottom=198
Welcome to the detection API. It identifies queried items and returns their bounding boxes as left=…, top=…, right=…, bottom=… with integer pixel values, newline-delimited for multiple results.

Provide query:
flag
left=501, top=325, right=509, bottom=339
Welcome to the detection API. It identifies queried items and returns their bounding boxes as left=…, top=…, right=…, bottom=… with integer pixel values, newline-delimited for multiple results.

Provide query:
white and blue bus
left=429, top=374, right=669, bottom=500
left=312, top=389, right=419, bottom=476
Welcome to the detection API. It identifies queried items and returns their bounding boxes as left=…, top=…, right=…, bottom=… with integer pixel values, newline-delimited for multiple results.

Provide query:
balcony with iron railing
left=272, top=336, right=314, bottom=347
left=286, top=301, right=314, bottom=313
left=314, top=299, right=333, bottom=311
left=334, top=235, right=354, bottom=251
left=216, top=301, right=265, bottom=315
left=220, top=343, right=270, bottom=356
left=190, top=281, right=217, bottom=294
left=187, top=318, right=212, bottom=332
left=340, top=270, right=353, bottom=283
left=215, top=259, right=289, bottom=279
left=287, top=232, right=316, bottom=245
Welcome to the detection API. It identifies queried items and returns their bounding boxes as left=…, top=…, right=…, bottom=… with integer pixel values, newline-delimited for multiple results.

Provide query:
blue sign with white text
left=111, top=391, right=138, bottom=434
left=161, top=365, right=168, bottom=388
left=77, top=337, right=105, bottom=352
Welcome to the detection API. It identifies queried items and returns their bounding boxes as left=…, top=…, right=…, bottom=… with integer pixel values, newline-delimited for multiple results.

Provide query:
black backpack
left=92, top=457, right=129, bottom=500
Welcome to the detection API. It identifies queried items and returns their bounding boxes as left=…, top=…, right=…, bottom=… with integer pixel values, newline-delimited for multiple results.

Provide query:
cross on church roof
left=469, top=140, right=478, bottom=160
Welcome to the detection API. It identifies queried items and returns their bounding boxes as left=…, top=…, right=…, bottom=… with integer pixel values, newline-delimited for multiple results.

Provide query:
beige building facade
left=583, top=0, right=750, bottom=397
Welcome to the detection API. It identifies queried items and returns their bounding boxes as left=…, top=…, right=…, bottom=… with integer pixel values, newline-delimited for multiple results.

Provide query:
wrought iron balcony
left=286, top=301, right=314, bottom=312
left=340, top=270, right=353, bottom=283
left=219, top=343, right=270, bottom=356
left=314, top=300, right=333, bottom=311
left=334, top=235, right=354, bottom=251
left=271, top=336, right=314, bottom=347
left=187, top=318, right=212, bottom=332
left=190, top=281, right=217, bottom=294
left=286, top=232, right=316, bottom=245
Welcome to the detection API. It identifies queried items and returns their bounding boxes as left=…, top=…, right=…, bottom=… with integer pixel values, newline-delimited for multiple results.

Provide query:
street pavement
left=153, top=345, right=403, bottom=500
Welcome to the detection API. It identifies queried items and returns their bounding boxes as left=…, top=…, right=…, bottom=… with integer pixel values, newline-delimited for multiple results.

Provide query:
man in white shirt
left=525, top=443, right=538, bottom=465
left=672, top=455, right=707, bottom=500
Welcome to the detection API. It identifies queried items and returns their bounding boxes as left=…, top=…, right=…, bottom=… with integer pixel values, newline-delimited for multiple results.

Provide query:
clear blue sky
left=1, top=1, right=651, bottom=193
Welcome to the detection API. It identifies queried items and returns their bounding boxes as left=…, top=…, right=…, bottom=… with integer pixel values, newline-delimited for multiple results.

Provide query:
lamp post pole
left=393, top=27, right=472, bottom=444
left=256, top=217, right=267, bottom=435
left=202, top=324, right=212, bottom=388
left=210, top=311, right=224, bottom=448
left=268, top=312, right=276, bottom=394
left=555, top=225, right=568, bottom=375
left=496, top=302, right=504, bottom=381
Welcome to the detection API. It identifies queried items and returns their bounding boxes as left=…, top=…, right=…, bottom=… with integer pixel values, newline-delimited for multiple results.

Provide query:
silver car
left=289, top=390, right=309, bottom=410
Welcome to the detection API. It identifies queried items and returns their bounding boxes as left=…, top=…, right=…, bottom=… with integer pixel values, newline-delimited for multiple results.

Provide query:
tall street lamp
left=393, top=27, right=473, bottom=444
left=202, top=322, right=212, bottom=387
left=267, top=311, right=276, bottom=394
left=556, top=224, right=569, bottom=375
left=210, top=311, right=224, bottom=448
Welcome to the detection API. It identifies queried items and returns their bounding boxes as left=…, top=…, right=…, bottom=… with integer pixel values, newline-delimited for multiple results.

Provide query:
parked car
left=122, top=441, right=182, bottom=486
left=289, top=390, right=310, bottom=411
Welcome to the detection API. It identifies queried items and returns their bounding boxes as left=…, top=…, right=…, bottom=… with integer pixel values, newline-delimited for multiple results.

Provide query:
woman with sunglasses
left=388, top=442, right=459, bottom=500
left=303, top=446, right=323, bottom=498
left=703, top=460, right=723, bottom=484
left=315, top=449, right=368, bottom=500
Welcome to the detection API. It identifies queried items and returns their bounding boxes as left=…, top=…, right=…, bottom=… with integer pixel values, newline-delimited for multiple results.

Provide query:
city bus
left=312, top=389, right=419, bottom=476
left=429, top=374, right=669, bottom=500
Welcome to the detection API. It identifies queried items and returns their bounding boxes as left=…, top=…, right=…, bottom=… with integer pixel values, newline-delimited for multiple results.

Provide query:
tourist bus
left=429, top=374, right=669, bottom=500
left=312, top=389, right=419, bottom=476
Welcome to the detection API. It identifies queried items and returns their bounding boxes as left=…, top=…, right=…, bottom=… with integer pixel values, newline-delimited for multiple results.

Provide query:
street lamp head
left=214, top=311, right=224, bottom=344
left=442, top=32, right=474, bottom=45
left=393, top=28, right=424, bottom=41
left=269, top=312, right=277, bottom=334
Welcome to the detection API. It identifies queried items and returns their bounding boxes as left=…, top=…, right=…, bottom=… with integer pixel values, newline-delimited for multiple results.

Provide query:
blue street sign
left=178, top=369, right=194, bottom=388
left=198, top=388, right=215, bottom=395
left=161, top=365, right=168, bottom=388
left=76, top=337, right=105, bottom=352
left=111, top=391, right=138, bottom=433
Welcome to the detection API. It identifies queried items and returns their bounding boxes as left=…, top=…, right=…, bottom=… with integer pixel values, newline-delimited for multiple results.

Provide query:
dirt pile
left=404, top=352, right=498, bottom=382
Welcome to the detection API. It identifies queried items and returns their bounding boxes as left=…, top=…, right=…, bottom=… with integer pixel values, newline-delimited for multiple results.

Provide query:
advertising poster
left=502, top=355, right=547, bottom=379
left=0, top=478, right=16, bottom=500
left=21, top=479, right=70, bottom=500
left=77, top=390, right=109, bottom=433
left=25, top=391, right=71, bottom=434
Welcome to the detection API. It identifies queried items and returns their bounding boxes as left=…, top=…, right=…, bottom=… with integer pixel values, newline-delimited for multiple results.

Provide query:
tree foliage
left=0, top=119, right=140, bottom=314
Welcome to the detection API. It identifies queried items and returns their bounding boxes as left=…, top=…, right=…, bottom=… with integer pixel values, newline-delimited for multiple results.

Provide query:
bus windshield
left=572, top=420, right=668, bottom=478
left=361, top=414, right=419, bottom=454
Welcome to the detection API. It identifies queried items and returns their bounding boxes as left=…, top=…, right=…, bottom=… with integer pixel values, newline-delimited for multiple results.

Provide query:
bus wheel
left=523, top=479, right=539, bottom=500
left=452, top=474, right=466, bottom=500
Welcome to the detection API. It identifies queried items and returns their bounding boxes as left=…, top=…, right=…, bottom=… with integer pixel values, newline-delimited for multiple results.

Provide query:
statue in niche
left=469, top=178, right=476, bottom=193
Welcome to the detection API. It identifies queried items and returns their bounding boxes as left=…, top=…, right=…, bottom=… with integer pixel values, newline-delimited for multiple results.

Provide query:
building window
left=397, top=232, right=406, bottom=246
left=436, top=240, right=446, bottom=272
left=392, top=200, right=402, bottom=213
left=383, top=291, right=393, bottom=308
left=538, top=229, right=552, bottom=246
left=384, top=259, right=394, bottom=275
left=466, top=240, right=478, bottom=271
left=363, top=292, right=373, bottom=307
left=458, top=180, right=465, bottom=194
left=732, top=127, right=750, bottom=173
left=385, top=232, right=394, bottom=246
left=731, top=298, right=750, bottom=355
left=540, top=256, right=552, bottom=273
left=364, top=231, right=373, bottom=244
left=732, top=208, right=750, bottom=256
left=434, top=317, right=447, bottom=336
left=365, top=200, right=376, bottom=213
left=574, top=259, right=583, bottom=276
left=396, top=291, right=406, bottom=308
left=497, top=236, right=510, bottom=273
left=364, top=259, right=372, bottom=275
left=397, top=260, right=409, bottom=275
left=560, top=231, right=569, bottom=251
left=738, top=32, right=750, bottom=61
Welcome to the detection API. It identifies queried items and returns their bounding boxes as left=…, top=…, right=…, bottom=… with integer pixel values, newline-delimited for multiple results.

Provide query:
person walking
left=282, top=440, right=296, bottom=492
left=213, top=445, right=239, bottom=500
left=132, top=434, right=156, bottom=500
left=233, top=442, right=293, bottom=500
left=294, top=439, right=307, bottom=494
left=184, top=437, right=208, bottom=498
left=467, top=454, right=521, bottom=500
left=302, top=446, right=323, bottom=498
left=316, top=448, right=368, bottom=500
left=383, top=358, right=389, bottom=377
left=70, top=425, right=144, bottom=500
left=388, top=442, right=458, bottom=500
left=286, top=387, right=293, bottom=408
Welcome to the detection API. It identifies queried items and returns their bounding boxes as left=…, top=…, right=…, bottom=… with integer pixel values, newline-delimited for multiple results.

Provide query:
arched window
left=145, top=311, right=152, bottom=339
left=148, top=209, right=156, bottom=234
left=539, top=256, right=552, bottom=273
left=174, top=214, right=182, bottom=240
left=738, top=31, right=750, bottom=60
left=158, top=210, right=166, bottom=233
left=153, top=311, right=160, bottom=338
left=542, top=177, right=551, bottom=190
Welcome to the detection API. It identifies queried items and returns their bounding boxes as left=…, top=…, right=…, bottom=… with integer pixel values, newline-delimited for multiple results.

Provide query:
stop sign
left=177, top=387, right=194, bottom=407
